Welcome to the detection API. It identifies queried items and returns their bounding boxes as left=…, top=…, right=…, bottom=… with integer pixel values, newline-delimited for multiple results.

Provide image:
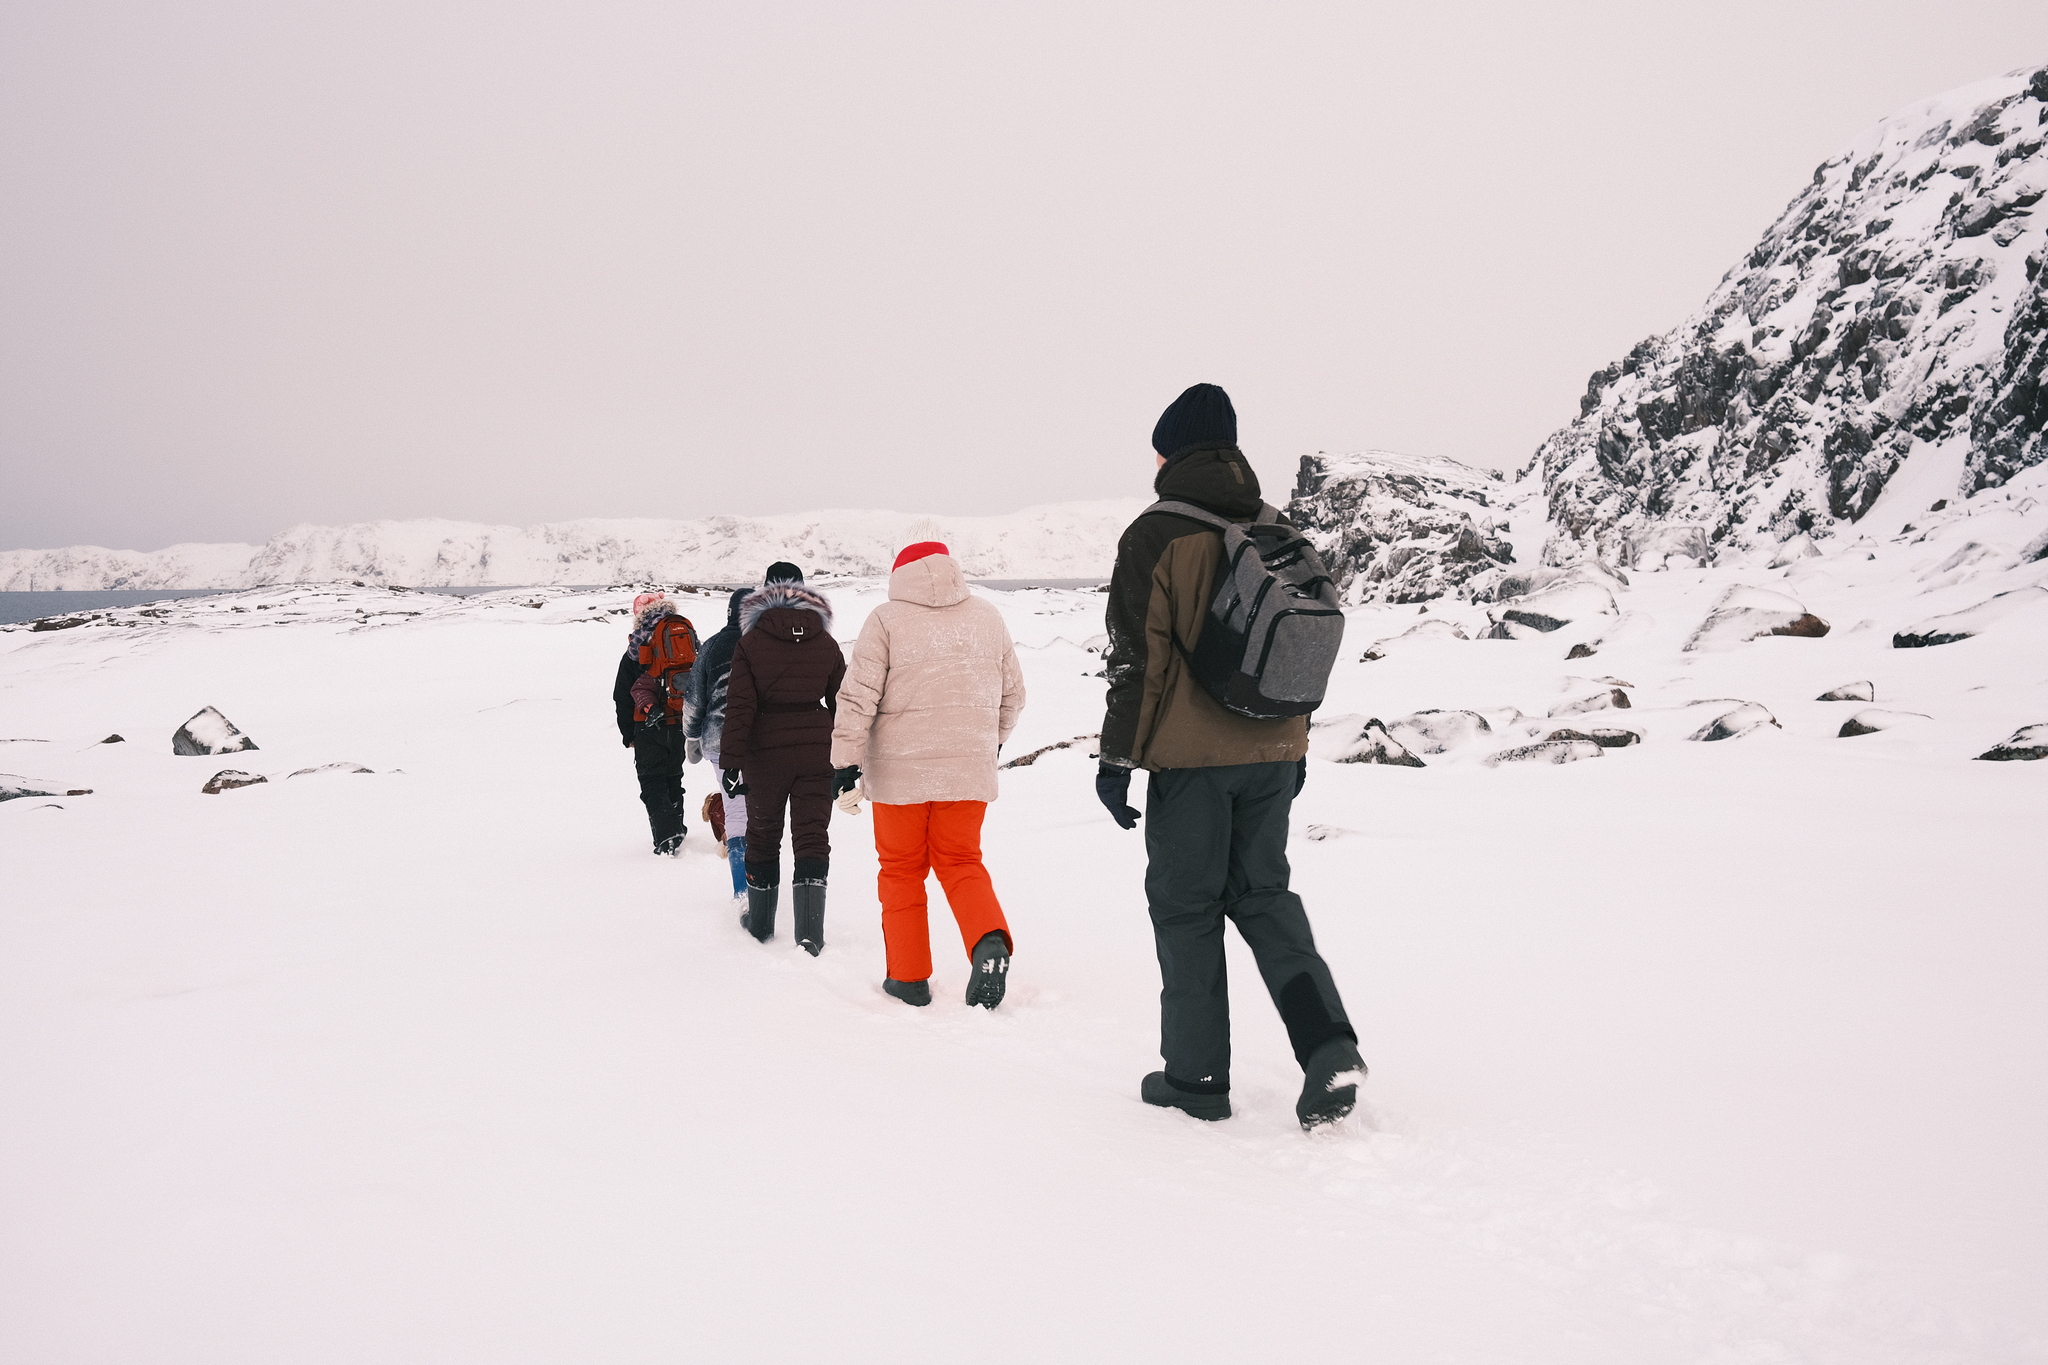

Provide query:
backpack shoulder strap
left=1145, top=499, right=1232, bottom=531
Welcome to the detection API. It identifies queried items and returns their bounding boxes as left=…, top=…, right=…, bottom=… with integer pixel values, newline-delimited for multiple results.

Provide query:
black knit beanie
left=1151, top=383, right=1237, bottom=460
left=764, top=561, right=803, bottom=584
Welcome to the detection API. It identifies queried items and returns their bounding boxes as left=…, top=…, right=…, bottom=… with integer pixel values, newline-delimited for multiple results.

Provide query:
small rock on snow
left=1546, top=727, right=1641, bottom=748
left=1565, top=642, right=1597, bottom=659
left=1893, top=586, right=2048, bottom=648
left=286, top=763, right=375, bottom=778
left=101, top=734, right=125, bottom=744
left=1550, top=687, right=1632, bottom=716
left=1837, top=709, right=1928, bottom=737
left=1331, top=719, right=1426, bottom=767
left=201, top=770, right=268, bottom=794
left=1689, top=703, right=1780, bottom=742
left=1485, top=740, right=1605, bottom=767
left=1974, top=724, right=2048, bottom=761
left=1684, top=586, right=1830, bottom=651
left=1817, top=682, right=1875, bottom=702
left=173, top=707, right=259, bottom=756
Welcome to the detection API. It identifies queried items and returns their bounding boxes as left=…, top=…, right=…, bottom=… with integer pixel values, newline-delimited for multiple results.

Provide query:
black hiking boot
left=965, top=931, right=1010, bottom=1009
left=654, top=828, right=685, bottom=857
left=1141, top=1072, right=1231, bottom=1122
left=1296, top=1036, right=1367, bottom=1130
left=741, top=881, right=777, bottom=942
left=792, top=880, right=826, bottom=957
left=883, top=977, right=931, bottom=1007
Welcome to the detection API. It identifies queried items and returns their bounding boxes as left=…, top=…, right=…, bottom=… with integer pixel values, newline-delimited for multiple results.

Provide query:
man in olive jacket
left=1099, top=382, right=1364, bottom=1130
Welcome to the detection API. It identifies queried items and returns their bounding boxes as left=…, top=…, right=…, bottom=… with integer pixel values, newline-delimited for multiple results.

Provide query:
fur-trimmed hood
left=740, top=581, right=833, bottom=637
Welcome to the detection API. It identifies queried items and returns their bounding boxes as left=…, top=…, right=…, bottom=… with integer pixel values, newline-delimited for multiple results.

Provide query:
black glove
left=832, top=765, right=862, bottom=796
left=721, top=768, right=748, bottom=798
left=1294, top=756, right=1307, bottom=797
left=1095, top=763, right=1140, bottom=830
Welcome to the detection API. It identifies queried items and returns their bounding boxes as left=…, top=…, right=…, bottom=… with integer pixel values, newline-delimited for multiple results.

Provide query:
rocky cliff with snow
left=1535, top=64, right=2048, bottom=569
left=1285, top=63, right=2048, bottom=598
left=0, top=501, right=1144, bottom=590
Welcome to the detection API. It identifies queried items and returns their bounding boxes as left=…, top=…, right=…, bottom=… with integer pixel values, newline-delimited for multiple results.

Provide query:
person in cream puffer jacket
left=831, top=541, right=1026, bottom=1008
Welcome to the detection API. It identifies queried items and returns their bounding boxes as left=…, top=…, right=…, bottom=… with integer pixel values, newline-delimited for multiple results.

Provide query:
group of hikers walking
left=611, top=383, right=1367, bottom=1130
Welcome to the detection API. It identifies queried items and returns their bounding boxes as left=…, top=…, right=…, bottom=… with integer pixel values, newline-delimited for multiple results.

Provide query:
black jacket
left=612, top=651, right=641, bottom=744
left=721, top=582, right=845, bottom=771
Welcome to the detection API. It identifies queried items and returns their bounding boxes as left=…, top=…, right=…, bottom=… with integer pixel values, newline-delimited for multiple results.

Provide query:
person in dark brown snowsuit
left=719, top=565, right=845, bottom=955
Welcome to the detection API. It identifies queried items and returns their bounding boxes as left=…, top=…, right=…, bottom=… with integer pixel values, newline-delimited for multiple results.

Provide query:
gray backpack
left=1147, top=500, right=1346, bottom=720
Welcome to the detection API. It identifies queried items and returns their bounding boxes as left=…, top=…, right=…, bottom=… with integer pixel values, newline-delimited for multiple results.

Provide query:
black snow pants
left=743, top=752, right=832, bottom=886
left=633, top=726, right=686, bottom=851
left=1144, top=761, right=1354, bottom=1092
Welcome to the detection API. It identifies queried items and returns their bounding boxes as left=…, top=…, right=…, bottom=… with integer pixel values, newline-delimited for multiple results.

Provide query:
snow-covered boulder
left=1489, top=582, right=1619, bottom=637
left=1312, top=716, right=1426, bottom=767
left=1551, top=685, right=1632, bottom=716
left=1485, top=740, right=1605, bottom=766
left=1, top=775, right=58, bottom=803
left=1285, top=450, right=1514, bottom=603
left=1534, top=64, right=2048, bottom=569
left=1689, top=703, right=1781, bottom=741
left=1767, top=535, right=1823, bottom=569
left=1975, top=724, right=2048, bottom=760
left=1838, top=708, right=1929, bottom=737
left=1545, top=727, right=1640, bottom=747
left=1893, top=585, right=2048, bottom=647
left=1683, top=586, right=1830, bottom=651
left=1385, top=709, right=1493, bottom=755
left=201, top=769, right=267, bottom=794
left=1359, top=618, right=1469, bottom=659
left=287, top=763, right=374, bottom=778
left=172, top=707, right=259, bottom=756
left=1817, top=681, right=1876, bottom=702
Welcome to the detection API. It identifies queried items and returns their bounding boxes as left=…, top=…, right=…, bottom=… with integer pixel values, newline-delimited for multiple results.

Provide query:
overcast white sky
left=2, top=2, right=2043, bottom=552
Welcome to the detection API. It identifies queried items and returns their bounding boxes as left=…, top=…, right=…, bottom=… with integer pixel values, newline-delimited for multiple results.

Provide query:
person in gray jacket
left=684, top=586, right=755, bottom=898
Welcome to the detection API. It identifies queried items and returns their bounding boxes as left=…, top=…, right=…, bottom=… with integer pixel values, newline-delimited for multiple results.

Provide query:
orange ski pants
left=872, top=800, right=1012, bottom=984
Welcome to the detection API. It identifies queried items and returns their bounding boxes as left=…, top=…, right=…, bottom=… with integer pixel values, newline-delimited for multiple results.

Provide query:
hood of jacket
left=887, top=553, right=970, bottom=608
left=1153, top=444, right=1264, bottom=520
left=740, top=581, right=834, bottom=639
left=724, top=586, right=749, bottom=627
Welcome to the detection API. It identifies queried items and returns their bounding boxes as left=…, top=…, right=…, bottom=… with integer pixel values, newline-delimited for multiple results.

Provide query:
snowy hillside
left=4, top=484, right=2046, bottom=1358
left=0, top=501, right=1145, bottom=590
left=1534, top=63, right=2048, bottom=568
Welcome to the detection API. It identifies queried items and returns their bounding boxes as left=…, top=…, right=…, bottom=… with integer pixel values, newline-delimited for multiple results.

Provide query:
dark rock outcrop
left=172, top=707, right=259, bottom=756
left=1817, top=681, right=1876, bottom=701
left=1286, top=451, right=1514, bottom=603
left=1975, top=723, right=2048, bottom=760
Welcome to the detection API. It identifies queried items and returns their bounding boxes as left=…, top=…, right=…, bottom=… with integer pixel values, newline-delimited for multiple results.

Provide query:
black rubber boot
left=883, top=977, right=932, bottom=1007
left=1141, top=1071, right=1230, bottom=1121
left=792, top=880, right=826, bottom=957
left=965, top=931, right=1009, bottom=1009
left=741, top=881, right=777, bottom=942
left=1295, top=1036, right=1367, bottom=1130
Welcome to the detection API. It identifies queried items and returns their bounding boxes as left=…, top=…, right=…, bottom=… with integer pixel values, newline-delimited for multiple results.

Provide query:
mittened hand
left=1095, top=763, right=1141, bottom=830
left=832, top=765, right=862, bottom=796
left=685, top=738, right=703, bottom=765
left=1295, top=756, right=1307, bottom=797
left=721, top=768, right=747, bottom=798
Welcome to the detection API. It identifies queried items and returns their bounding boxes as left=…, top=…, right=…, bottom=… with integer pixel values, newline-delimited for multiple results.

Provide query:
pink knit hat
left=632, top=592, right=666, bottom=616
left=893, top=541, right=949, bottom=570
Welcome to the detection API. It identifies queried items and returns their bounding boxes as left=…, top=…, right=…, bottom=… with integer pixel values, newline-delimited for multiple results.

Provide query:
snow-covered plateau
left=3, top=474, right=2045, bottom=1360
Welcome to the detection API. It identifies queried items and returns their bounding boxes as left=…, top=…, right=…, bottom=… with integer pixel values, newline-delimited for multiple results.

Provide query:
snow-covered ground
left=3, top=516, right=2045, bottom=1360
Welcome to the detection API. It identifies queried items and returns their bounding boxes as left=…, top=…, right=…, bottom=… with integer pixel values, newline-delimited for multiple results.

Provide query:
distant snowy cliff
left=1285, top=450, right=1517, bottom=603
left=0, top=502, right=1145, bottom=590
left=1535, top=63, right=2048, bottom=568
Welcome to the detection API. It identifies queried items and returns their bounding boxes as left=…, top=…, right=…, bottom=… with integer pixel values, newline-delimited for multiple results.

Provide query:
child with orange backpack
left=614, top=591, right=698, bottom=854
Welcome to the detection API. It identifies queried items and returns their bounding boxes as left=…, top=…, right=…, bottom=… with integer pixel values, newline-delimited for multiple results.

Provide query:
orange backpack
left=639, top=615, right=698, bottom=716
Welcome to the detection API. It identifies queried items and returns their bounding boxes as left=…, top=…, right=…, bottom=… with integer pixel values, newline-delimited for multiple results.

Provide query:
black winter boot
left=792, top=880, right=826, bottom=957
left=741, top=881, right=777, bottom=942
left=1141, top=1072, right=1230, bottom=1121
left=965, top=931, right=1009, bottom=1009
left=883, top=977, right=931, bottom=1007
left=1295, top=1036, right=1367, bottom=1130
